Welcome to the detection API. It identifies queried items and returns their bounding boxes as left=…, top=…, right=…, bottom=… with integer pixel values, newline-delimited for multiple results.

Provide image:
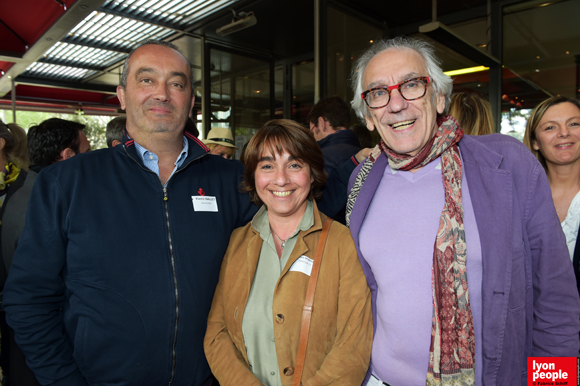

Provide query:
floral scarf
left=346, top=115, right=475, bottom=385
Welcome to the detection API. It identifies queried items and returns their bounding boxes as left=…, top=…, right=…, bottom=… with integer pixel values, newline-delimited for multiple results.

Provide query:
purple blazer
left=348, top=133, right=580, bottom=386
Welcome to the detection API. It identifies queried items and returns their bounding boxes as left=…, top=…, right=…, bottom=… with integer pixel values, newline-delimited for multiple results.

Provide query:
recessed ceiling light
left=566, top=51, right=570, bottom=55
left=369, top=40, right=374, bottom=43
left=535, top=69, right=540, bottom=72
left=536, top=56, right=540, bottom=59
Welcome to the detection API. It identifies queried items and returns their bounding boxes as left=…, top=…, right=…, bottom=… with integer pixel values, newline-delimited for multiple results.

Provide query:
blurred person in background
left=0, top=120, right=27, bottom=283
left=5, top=123, right=29, bottom=171
left=203, top=127, right=238, bottom=160
left=449, top=92, right=494, bottom=135
left=307, top=96, right=361, bottom=174
left=1, top=117, right=89, bottom=386
left=106, top=116, right=126, bottom=148
left=524, top=96, right=580, bottom=293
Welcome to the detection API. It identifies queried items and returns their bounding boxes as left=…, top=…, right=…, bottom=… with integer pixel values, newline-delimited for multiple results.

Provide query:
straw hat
left=202, top=127, right=238, bottom=149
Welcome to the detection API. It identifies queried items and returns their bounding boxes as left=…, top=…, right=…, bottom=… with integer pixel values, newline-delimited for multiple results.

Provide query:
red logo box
left=528, top=357, right=579, bottom=386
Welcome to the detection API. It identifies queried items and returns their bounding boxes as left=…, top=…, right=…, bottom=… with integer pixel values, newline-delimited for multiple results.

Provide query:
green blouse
left=241, top=200, right=314, bottom=385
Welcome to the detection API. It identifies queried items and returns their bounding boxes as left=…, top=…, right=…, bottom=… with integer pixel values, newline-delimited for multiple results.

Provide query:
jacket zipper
left=164, top=186, right=179, bottom=386
left=123, top=145, right=207, bottom=385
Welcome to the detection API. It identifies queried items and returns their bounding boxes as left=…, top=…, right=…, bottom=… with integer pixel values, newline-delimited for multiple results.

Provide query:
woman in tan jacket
left=204, top=119, right=373, bottom=386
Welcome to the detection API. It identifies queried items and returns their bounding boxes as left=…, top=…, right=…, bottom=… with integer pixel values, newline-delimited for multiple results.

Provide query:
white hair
left=350, top=36, right=453, bottom=122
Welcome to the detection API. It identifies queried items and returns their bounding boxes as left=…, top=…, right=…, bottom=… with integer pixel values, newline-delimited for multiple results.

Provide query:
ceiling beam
left=36, top=57, right=107, bottom=71
left=0, top=0, right=106, bottom=97
left=98, top=4, right=184, bottom=31
left=61, top=36, right=131, bottom=54
left=15, top=75, right=117, bottom=94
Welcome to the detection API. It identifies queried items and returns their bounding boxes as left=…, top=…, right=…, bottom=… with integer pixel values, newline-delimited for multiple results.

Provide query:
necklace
left=271, top=227, right=291, bottom=249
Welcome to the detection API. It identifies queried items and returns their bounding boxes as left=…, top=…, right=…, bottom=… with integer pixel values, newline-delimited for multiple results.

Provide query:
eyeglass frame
left=361, top=76, right=431, bottom=109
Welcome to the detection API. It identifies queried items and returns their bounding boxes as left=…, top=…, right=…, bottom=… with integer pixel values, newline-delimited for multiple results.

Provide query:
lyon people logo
left=528, top=357, right=579, bottom=385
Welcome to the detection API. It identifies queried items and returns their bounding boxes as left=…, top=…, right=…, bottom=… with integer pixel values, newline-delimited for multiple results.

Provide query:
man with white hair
left=346, top=36, right=580, bottom=386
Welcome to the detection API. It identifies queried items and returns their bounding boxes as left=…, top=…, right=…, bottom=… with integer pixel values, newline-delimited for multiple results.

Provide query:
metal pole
left=11, top=79, right=16, bottom=123
left=314, top=0, right=320, bottom=103
left=575, top=55, right=580, bottom=98
left=201, top=37, right=210, bottom=139
left=488, top=2, right=503, bottom=133
left=314, top=0, right=327, bottom=103
left=432, top=0, right=437, bottom=22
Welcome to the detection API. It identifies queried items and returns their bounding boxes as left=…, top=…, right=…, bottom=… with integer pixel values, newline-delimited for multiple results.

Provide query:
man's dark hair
left=28, top=118, right=85, bottom=166
left=307, top=96, right=351, bottom=130
left=106, top=116, right=126, bottom=147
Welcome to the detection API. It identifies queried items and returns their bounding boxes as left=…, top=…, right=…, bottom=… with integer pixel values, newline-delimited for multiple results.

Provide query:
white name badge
left=191, top=196, right=218, bottom=212
left=289, top=255, right=314, bottom=276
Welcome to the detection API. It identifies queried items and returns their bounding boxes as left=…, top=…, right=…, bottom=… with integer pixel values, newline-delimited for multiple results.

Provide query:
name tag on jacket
left=289, top=255, right=314, bottom=276
left=191, top=196, right=218, bottom=212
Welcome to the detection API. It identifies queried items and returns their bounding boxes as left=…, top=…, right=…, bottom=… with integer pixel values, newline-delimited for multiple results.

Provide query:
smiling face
left=532, top=102, right=580, bottom=168
left=254, top=149, right=313, bottom=221
left=116, top=44, right=194, bottom=138
left=362, top=48, right=445, bottom=156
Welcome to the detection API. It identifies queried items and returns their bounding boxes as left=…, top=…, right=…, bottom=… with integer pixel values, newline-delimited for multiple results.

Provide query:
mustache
left=144, top=101, right=175, bottom=112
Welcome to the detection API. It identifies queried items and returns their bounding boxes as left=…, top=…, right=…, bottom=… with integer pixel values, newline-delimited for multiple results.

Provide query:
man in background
left=308, top=96, right=362, bottom=224
left=307, top=96, right=361, bottom=174
left=106, top=116, right=125, bottom=147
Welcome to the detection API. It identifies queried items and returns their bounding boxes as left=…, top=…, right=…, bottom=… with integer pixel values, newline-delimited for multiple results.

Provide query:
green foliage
left=0, top=110, right=115, bottom=150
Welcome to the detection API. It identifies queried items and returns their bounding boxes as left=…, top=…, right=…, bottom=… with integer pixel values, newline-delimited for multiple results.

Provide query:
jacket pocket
left=70, top=288, right=148, bottom=385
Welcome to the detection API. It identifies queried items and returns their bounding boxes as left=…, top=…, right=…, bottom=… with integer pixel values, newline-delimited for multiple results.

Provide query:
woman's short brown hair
left=524, top=96, right=580, bottom=170
left=241, top=119, right=327, bottom=206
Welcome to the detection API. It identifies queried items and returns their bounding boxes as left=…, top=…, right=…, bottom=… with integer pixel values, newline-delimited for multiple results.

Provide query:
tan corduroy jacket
left=204, top=203, right=373, bottom=386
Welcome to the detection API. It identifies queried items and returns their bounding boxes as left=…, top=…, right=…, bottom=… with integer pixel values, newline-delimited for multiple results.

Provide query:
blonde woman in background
left=524, top=96, right=580, bottom=294
left=449, top=92, right=494, bottom=135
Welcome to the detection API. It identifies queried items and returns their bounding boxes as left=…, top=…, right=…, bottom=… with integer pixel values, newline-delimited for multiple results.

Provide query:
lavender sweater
left=359, top=157, right=482, bottom=385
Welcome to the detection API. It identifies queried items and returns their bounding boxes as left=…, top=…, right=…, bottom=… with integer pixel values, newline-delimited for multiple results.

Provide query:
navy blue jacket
left=317, top=129, right=361, bottom=174
left=3, top=132, right=258, bottom=386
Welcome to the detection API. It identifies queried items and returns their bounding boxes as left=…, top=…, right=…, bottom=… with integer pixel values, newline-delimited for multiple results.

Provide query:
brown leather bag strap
left=292, top=217, right=333, bottom=386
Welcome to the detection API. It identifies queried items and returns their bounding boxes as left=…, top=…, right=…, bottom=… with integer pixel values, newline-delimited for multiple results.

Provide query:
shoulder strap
left=292, top=217, right=333, bottom=386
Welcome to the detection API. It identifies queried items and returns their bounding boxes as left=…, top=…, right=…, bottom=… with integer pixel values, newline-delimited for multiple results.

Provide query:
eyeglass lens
left=366, top=78, right=427, bottom=108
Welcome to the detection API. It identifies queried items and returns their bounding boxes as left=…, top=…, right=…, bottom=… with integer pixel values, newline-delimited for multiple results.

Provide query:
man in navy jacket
left=307, top=96, right=361, bottom=175
left=308, top=96, right=362, bottom=224
left=3, top=40, right=257, bottom=386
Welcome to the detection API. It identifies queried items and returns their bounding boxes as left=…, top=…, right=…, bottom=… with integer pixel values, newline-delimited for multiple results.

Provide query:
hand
left=355, top=148, right=372, bottom=163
